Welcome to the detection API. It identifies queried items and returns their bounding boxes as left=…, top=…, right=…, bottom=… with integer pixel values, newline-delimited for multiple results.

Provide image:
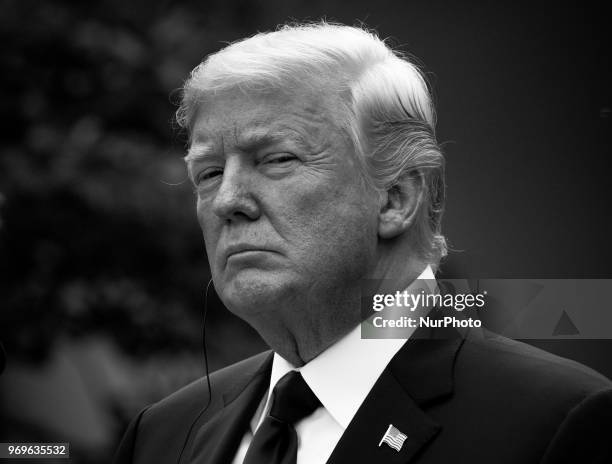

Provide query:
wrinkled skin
left=186, top=88, right=385, bottom=364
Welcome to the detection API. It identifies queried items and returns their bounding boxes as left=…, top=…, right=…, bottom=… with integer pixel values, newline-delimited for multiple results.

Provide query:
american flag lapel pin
left=378, top=424, right=408, bottom=452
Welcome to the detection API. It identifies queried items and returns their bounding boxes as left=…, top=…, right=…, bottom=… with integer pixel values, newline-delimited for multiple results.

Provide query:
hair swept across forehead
left=177, top=21, right=447, bottom=266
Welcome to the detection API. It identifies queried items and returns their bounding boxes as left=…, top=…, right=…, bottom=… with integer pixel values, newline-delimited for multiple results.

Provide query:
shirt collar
left=254, top=265, right=436, bottom=431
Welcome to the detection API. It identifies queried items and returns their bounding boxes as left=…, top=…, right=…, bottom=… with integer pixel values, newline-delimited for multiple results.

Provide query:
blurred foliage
left=0, top=0, right=271, bottom=363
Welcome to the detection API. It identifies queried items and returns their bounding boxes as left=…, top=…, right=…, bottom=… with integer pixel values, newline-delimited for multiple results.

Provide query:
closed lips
left=224, top=245, right=277, bottom=261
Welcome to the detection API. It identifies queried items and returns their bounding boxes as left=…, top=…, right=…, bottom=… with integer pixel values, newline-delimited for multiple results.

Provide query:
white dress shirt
left=232, top=266, right=435, bottom=464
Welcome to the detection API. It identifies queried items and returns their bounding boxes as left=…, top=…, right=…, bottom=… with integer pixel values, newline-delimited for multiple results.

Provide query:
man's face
left=187, top=87, right=380, bottom=323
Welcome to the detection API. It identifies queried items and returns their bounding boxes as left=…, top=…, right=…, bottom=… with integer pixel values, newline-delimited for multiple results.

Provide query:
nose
left=212, top=157, right=260, bottom=222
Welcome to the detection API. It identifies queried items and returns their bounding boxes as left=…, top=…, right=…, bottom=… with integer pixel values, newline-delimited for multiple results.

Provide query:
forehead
left=189, top=87, right=343, bottom=148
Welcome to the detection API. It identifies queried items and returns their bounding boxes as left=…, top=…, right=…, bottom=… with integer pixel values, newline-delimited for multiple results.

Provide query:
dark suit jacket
left=114, top=326, right=612, bottom=463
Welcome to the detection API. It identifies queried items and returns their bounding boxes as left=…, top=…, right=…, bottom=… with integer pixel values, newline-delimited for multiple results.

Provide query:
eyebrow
left=184, top=143, right=215, bottom=164
left=184, top=126, right=315, bottom=164
left=235, top=127, right=314, bottom=153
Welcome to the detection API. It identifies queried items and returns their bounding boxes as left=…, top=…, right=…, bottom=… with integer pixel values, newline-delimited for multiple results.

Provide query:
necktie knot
left=269, top=371, right=320, bottom=425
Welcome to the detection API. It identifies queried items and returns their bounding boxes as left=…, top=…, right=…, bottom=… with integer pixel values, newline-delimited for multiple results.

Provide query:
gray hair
left=177, top=22, right=447, bottom=265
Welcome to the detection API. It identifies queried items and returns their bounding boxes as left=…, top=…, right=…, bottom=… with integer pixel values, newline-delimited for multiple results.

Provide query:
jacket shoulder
left=455, top=332, right=612, bottom=420
left=146, top=350, right=271, bottom=421
left=464, top=333, right=611, bottom=393
left=434, top=333, right=612, bottom=462
left=125, top=351, right=271, bottom=464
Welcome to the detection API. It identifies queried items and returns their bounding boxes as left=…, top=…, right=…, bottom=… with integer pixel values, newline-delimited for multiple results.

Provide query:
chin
left=218, top=270, right=298, bottom=317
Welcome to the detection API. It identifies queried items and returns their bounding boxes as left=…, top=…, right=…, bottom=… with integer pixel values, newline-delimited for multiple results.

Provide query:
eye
left=196, top=167, right=223, bottom=184
left=261, top=153, right=297, bottom=164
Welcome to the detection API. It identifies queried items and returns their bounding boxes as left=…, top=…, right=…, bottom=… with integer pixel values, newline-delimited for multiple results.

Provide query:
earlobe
left=378, top=173, right=424, bottom=239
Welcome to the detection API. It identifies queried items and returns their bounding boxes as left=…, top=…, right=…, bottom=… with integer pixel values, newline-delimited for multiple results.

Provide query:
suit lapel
left=326, top=367, right=441, bottom=464
left=390, top=325, right=465, bottom=406
left=186, top=352, right=273, bottom=464
left=327, top=321, right=466, bottom=464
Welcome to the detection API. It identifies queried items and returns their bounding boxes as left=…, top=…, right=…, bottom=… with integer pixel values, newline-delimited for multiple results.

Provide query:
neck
left=249, top=259, right=430, bottom=367
left=248, top=290, right=362, bottom=367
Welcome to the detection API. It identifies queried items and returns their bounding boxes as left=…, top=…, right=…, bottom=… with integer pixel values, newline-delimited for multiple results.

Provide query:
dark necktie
left=243, top=370, right=321, bottom=464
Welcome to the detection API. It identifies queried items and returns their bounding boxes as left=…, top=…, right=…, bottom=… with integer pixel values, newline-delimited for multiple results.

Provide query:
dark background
left=0, top=1, right=610, bottom=463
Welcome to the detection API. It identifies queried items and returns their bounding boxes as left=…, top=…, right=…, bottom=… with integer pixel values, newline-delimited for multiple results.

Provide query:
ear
left=378, top=171, right=424, bottom=239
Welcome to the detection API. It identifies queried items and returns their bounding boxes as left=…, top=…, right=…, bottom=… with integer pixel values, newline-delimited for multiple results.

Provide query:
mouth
left=223, top=244, right=278, bottom=263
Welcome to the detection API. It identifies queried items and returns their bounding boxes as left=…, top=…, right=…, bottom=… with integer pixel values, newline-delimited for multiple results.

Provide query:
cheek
left=196, top=200, right=220, bottom=255
left=283, top=180, right=377, bottom=259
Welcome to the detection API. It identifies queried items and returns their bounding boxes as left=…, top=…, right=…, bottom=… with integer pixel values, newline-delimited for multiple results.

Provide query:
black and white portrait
left=1, top=2, right=610, bottom=463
